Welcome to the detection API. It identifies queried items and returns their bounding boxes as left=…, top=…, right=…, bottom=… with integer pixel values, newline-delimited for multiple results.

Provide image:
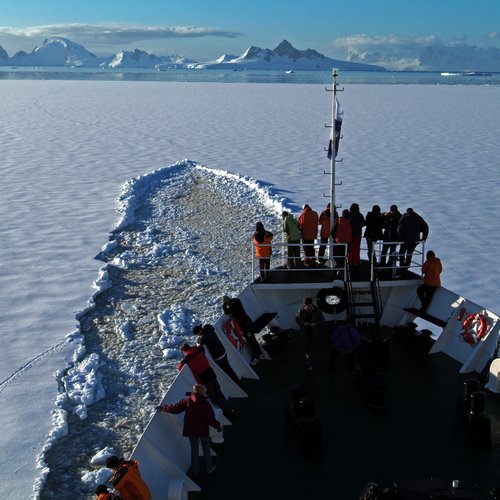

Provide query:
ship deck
left=254, top=259, right=420, bottom=285
left=189, top=272, right=500, bottom=499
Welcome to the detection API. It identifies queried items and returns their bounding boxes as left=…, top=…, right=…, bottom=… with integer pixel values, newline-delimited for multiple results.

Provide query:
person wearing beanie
left=416, top=250, right=442, bottom=312
left=252, top=221, right=273, bottom=281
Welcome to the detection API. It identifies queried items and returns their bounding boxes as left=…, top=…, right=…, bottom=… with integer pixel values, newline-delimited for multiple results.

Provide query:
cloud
left=489, top=32, right=500, bottom=40
left=330, top=34, right=440, bottom=70
left=331, top=33, right=500, bottom=71
left=0, top=23, right=242, bottom=45
left=332, top=34, right=439, bottom=59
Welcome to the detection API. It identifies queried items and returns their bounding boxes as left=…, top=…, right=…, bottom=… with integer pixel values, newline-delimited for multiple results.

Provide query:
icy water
left=40, top=163, right=281, bottom=498
left=1, top=67, right=499, bottom=85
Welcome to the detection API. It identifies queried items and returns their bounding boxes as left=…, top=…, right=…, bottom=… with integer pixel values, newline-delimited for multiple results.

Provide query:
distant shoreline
left=0, top=67, right=499, bottom=85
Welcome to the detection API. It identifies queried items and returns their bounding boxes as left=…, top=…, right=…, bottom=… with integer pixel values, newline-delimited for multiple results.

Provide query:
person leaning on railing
left=397, top=207, right=429, bottom=273
left=298, top=204, right=319, bottom=267
left=282, top=211, right=302, bottom=269
left=156, top=384, right=221, bottom=477
left=318, top=203, right=331, bottom=265
left=252, top=221, right=273, bottom=282
left=332, top=209, right=352, bottom=269
left=380, top=204, right=402, bottom=268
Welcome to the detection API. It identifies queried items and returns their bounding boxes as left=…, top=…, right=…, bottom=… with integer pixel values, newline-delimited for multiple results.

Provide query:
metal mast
left=326, top=68, right=343, bottom=261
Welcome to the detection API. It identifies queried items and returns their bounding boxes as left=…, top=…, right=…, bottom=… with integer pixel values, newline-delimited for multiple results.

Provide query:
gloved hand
left=155, top=406, right=164, bottom=411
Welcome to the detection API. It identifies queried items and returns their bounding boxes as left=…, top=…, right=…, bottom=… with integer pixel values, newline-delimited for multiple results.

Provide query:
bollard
left=467, top=391, right=491, bottom=450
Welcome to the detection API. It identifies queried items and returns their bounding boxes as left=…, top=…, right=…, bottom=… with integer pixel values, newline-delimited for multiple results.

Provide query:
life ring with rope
left=316, top=286, right=347, bottom=315
left=225, top=319, right=245, bottom=351
left=460, top=312, right=488, bottom=346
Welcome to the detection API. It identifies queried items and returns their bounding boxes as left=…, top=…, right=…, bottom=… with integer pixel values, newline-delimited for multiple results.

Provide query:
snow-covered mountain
left=9, top=37, right=100, bottom=67
left=347, top=42, right=500, bottom=72
left=1, top=36, right=500, bottom=72
left=106, top=49, right=161, bottom=69
left=196, top=40, right=385, bottom=71
left=0, top=37, right=384, bottom=71
left=106, top=48, right=198, bottom=69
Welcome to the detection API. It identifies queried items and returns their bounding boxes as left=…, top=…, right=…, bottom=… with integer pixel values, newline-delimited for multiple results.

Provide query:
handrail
left=251, top=240, right=348, bottom=282
left=373, top=240, right=426, bottom=276
left=251, top=238, right=426, bottom=282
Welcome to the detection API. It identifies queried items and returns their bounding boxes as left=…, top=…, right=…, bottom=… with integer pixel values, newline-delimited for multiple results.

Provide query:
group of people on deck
left=254, top=201, right=442, bottom=312
left=94, top=294, right=268, bottom=496
left=253, top=202, right=432, bottom=279
left=94, top=203, right=440, bottom=498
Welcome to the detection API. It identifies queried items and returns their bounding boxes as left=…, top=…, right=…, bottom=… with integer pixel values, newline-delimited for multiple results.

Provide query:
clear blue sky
left=0, top=0, right=498, bottom=60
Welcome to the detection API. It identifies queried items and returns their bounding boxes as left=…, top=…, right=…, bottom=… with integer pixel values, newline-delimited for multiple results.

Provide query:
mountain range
left=1, top=37, right=499, bottom=72
left=0, top=38, right=383, bottom=71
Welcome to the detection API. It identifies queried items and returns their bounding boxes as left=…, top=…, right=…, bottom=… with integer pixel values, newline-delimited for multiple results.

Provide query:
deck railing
left=250, top=238, right=426, bottom=283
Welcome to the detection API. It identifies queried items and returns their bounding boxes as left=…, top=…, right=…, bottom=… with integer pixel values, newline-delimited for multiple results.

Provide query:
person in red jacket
left=252, top=221, right=273, bottom=281
left=416, top=250, right=442, bottom=312
left=179, top=343, right=235, bottom=417
left=157, top=384, right=222, bottom=476
left=318, top=203, right=332, bottom=265
left=298, top=204, right=319, bottom=266
left=105, top=456, right=151, bottom=500
left=332, top=209, right=352, bottom=269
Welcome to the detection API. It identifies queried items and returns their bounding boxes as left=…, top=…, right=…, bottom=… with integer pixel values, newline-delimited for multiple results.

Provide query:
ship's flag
left=327, top=98, right=343, bottom=159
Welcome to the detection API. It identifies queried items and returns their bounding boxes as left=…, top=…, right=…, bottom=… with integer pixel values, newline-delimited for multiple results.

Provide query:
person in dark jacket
left=193, top=324, right=241, bottom=386
left=179, top=343, right=234, bottom=417
left=295, top=296, right=324, bottom=372
left=105, top=456, right=151, bottom=500
left=348, top=203, right=365, bottom=267
left=330, top=322, right=361, bottom=373
left=397, top=208, right=429, bottom=271
left=157, top=384, right=221, bottom=476
left=364, top=205, right=384, bottom=264
left=380, top=204, right=402, bottom=268
left=222, top=295, right=263, bottom=365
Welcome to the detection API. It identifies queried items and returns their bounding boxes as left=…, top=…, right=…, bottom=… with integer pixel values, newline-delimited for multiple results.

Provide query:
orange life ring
left=225, top=319, right=245, bottom=351
left=460, top=313, right=488, bottom=345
